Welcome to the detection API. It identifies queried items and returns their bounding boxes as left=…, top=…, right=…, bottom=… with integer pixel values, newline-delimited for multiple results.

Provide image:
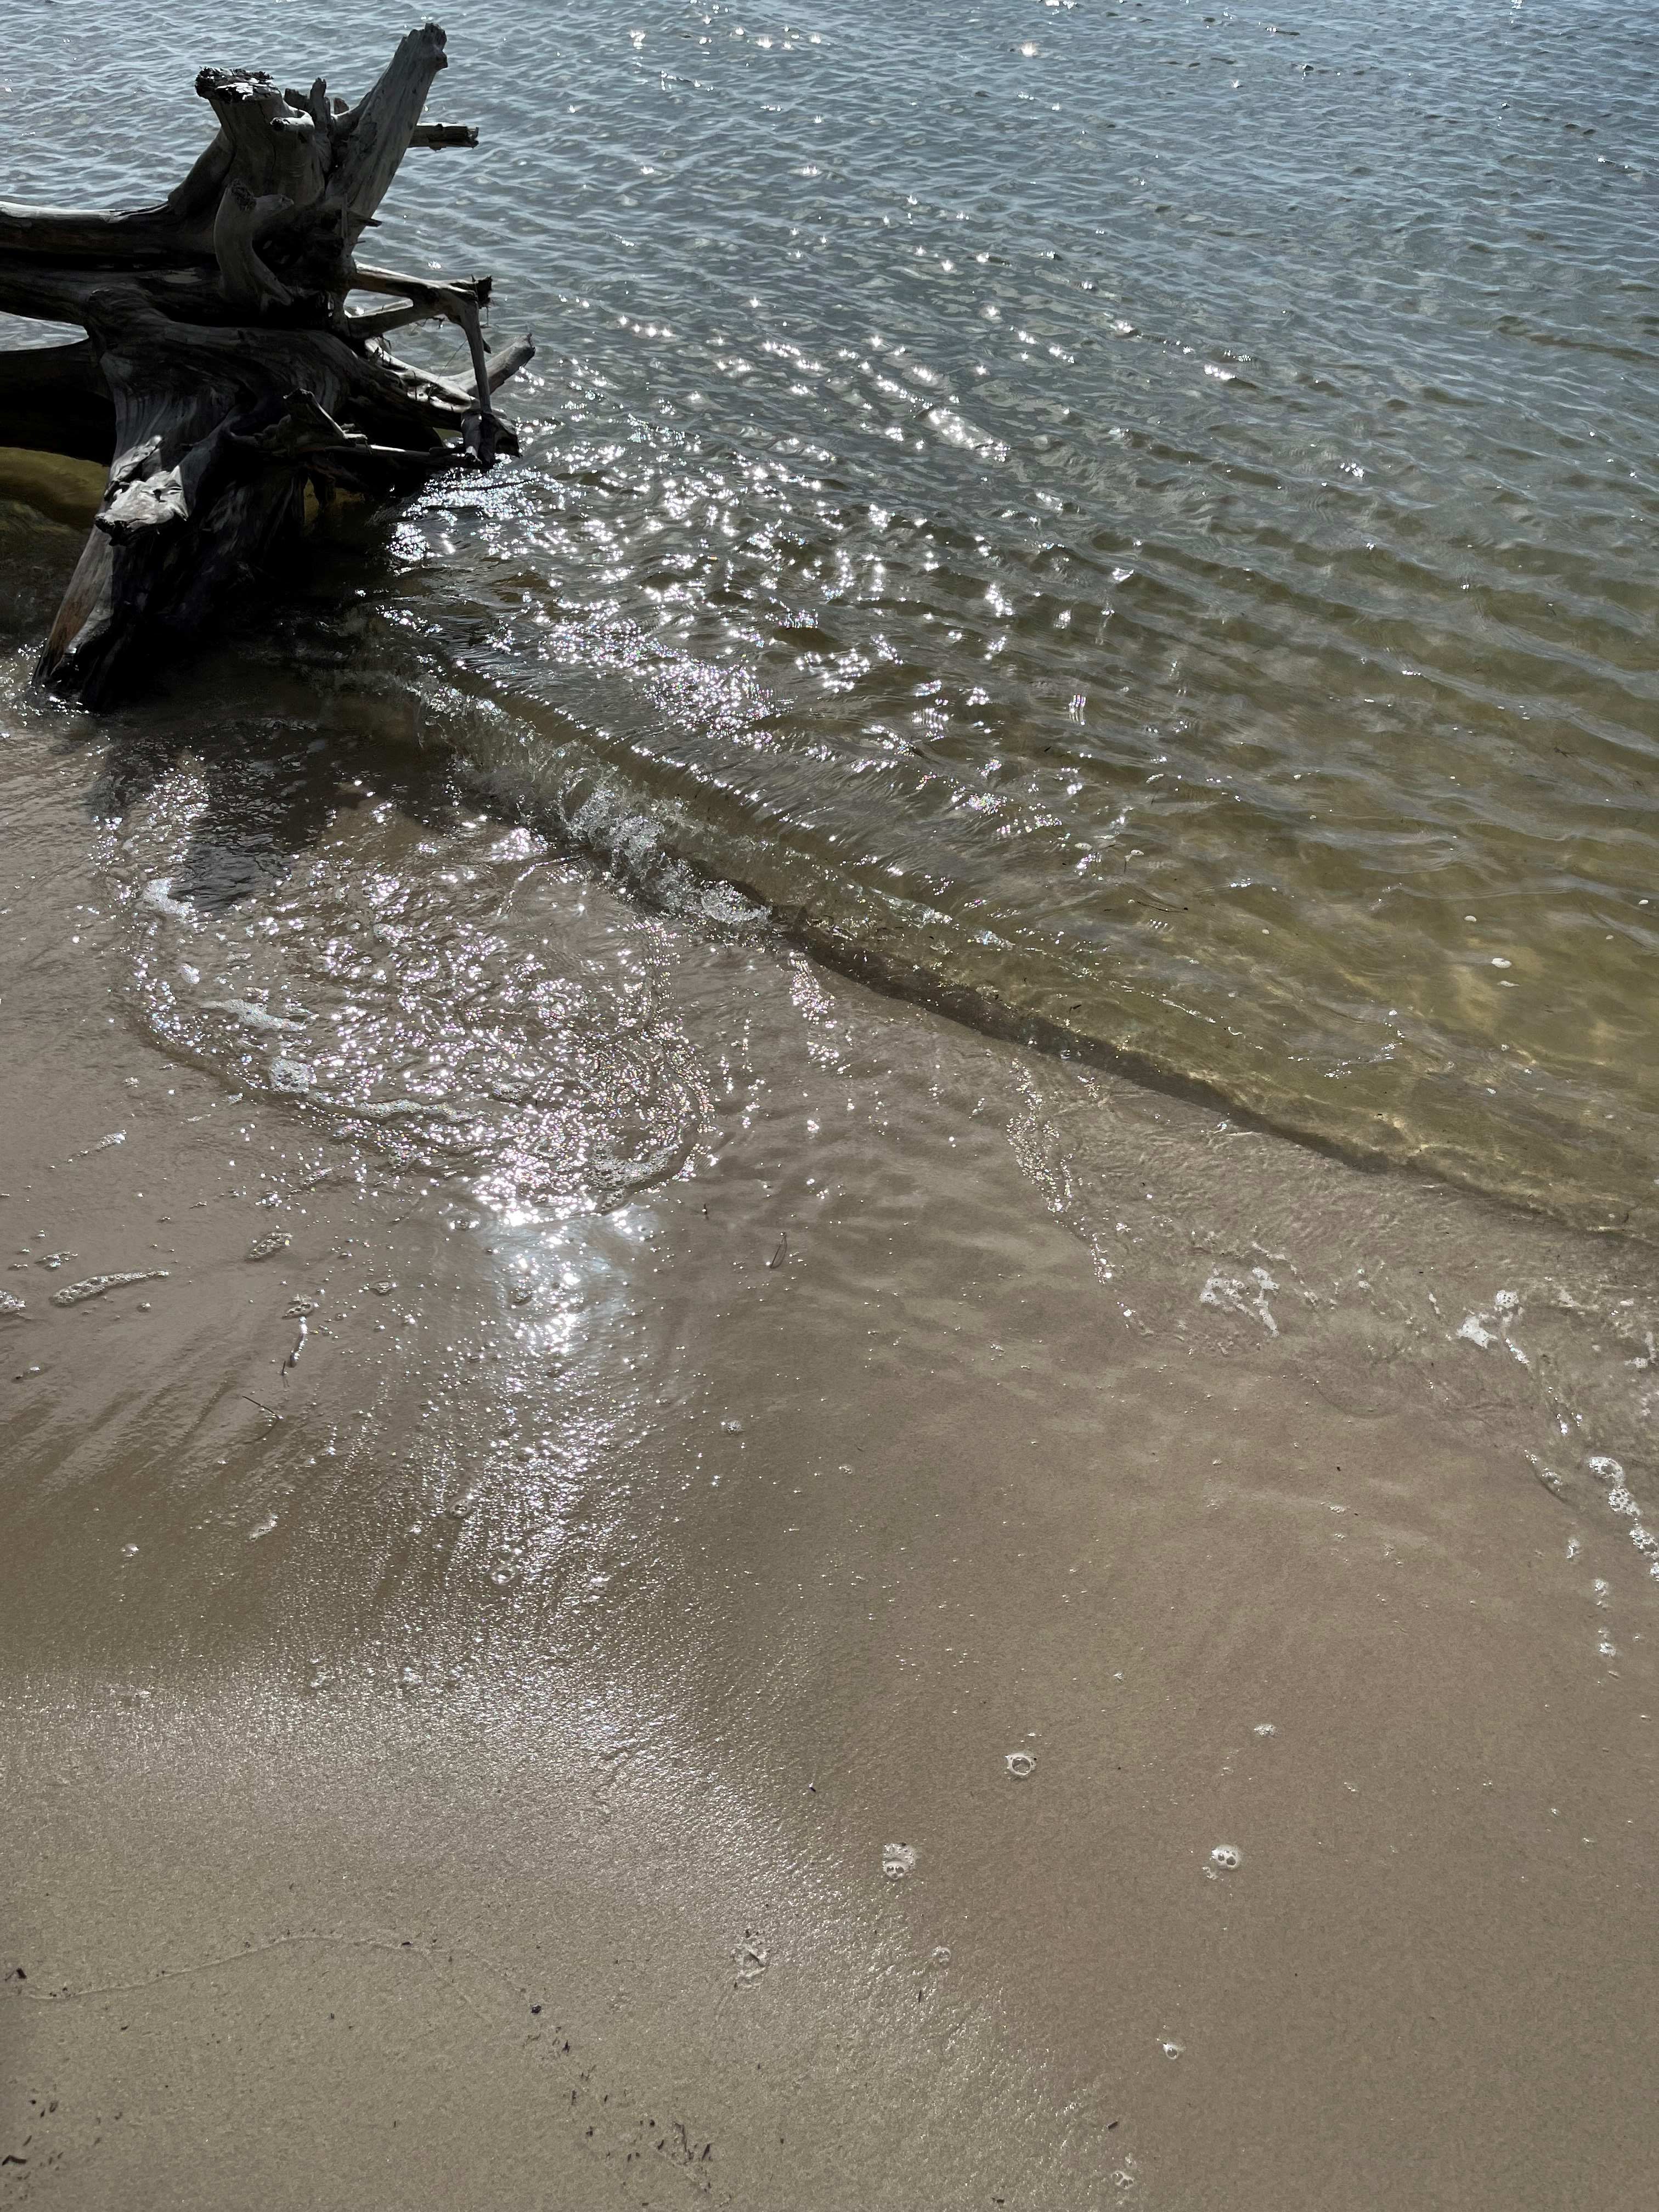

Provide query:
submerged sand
left=2, top=689, right=1657, bottom=2210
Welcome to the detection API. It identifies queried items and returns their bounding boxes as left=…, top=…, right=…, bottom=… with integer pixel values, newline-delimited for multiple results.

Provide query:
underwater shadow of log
left=0, top=21, right=533, bottom=710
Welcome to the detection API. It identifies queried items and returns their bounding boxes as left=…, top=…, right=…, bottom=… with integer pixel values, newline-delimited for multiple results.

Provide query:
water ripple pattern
left=7, top=0, right=1658, bottom=1227
left=112, top=778, right=711, bottom=1215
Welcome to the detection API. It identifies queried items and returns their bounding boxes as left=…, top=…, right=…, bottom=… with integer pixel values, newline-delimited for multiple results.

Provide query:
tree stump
left=0, top=21, right=533, bottom=709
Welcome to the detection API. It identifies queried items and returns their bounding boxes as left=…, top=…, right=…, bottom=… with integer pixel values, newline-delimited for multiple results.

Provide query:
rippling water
left=5, top=0, right=1659, bottom=1229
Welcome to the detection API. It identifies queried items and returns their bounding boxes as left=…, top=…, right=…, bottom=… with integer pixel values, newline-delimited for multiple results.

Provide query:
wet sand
left=3, top=697, right=1658, bottom=2209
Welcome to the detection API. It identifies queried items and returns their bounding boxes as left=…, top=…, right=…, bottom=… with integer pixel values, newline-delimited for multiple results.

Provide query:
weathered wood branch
left=212, top=180, right=299, bottom=313
left=484, top=335, right=537, bottom=392
left=1, top=21, right=534, bottom=709
left=329, top=22, right=450, bottom=242
left=346, top=261, right=505, bottom=455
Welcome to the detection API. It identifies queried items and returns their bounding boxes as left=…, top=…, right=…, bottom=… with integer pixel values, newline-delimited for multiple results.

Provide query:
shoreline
left=3, top=696, right=1657, bottom=2207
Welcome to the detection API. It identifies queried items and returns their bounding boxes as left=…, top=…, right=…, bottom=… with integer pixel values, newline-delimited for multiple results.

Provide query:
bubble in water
left=1210, top=1843, right=1242, bottom=1870
left=1252, top=1722, right=1276, bottom=1737
left=882, top=1843, right=917, bottom=1882
left=732, top=1930, right=769, bottom=1985
left=930, top=1945, right=952, bottom=1967
left=1159, top=2038, right=1184, bottom=2059
left=200, top=997, right=306, bottom=1036
left=1005, top=1751, right=1037, bottom=1779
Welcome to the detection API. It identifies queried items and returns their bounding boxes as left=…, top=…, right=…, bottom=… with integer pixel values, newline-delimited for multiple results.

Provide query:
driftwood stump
left=0, top=21, right=533, bottom=708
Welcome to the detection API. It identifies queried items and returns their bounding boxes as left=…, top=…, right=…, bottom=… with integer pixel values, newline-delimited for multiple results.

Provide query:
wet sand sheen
left=3, top=719, right=1657, bottom=2208
left=7, top=1, right=1659, bottom=2196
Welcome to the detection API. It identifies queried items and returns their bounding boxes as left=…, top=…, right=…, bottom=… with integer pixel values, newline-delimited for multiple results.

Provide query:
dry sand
left=2, top=669, right=1657, bottom=2210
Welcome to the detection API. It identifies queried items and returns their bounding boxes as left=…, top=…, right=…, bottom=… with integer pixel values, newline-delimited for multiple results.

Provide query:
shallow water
left=5, top=696, right=1659, bottom=2209
left=8, top=18, right=1659, bottom=2198
left=5, top=0, right=1659, bottom=1233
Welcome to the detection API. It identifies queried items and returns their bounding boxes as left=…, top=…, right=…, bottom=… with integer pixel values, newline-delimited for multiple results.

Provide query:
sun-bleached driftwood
left=0, top=21, right=533, bottom=708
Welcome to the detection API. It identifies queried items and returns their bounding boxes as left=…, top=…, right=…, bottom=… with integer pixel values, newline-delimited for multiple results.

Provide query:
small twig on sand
left=767, top=1231, right=789, bottom=1271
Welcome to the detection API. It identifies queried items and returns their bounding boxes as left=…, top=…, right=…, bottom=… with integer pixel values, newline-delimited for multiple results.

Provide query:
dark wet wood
left=0, top=22, right=533, bottom=708
left=0, top=340, right=116, bottom=463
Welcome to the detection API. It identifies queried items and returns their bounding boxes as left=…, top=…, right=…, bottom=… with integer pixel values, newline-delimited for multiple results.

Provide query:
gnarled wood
left=0, top=21, right=535, bottom=709
left=212, top=180, right=298, bottom=313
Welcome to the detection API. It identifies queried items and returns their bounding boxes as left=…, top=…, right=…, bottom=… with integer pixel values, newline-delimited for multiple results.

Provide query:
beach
left=3, top=679, right=1658, bottom=2207
left=5, top=2, right=1659, bottom=2203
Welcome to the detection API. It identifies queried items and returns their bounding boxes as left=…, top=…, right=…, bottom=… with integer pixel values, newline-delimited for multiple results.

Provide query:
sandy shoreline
left=3, top=679, right=1658, bottom=2208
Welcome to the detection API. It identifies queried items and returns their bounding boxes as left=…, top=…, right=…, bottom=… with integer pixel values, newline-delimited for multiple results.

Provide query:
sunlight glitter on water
left=5, top=0, right=1659, bottom=1229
